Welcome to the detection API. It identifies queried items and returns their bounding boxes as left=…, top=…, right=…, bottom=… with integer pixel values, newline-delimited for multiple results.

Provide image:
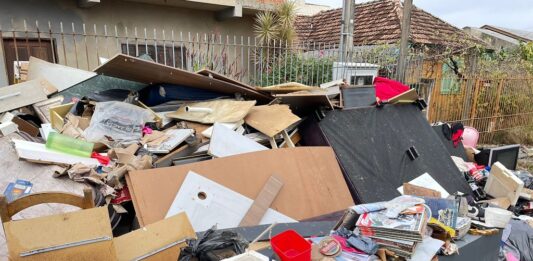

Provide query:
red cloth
left=374, top=77, right=410, bottom=101
left=91, top=152, right=110, bottom=165
left=452, top=129, right=464, bottom=147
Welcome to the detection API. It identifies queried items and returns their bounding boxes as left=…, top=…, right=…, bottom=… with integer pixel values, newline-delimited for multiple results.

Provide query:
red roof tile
left=295, top=0, right=473, bottom=47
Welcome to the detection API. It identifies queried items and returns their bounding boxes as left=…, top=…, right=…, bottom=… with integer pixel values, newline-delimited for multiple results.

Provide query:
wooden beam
left=397, top=0, right=413, bottom=82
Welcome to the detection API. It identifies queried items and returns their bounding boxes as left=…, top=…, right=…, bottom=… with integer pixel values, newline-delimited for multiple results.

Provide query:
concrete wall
left=0, top=0, right=257, bottom=86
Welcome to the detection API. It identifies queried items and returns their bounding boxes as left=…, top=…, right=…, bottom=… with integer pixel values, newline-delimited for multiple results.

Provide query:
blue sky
left=306, top=0, right=533, bottom=31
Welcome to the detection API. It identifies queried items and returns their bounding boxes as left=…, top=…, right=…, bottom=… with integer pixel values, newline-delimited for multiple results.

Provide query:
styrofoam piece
left=0, top=122, right=18, bottom=136
left=223, top=251, right=269, bottom=261
left=485, top=207, right=512, bottom=228
left=40, top=123, right=56, bottom=141
left=13, top=139, right=99, bottom=166
left=201, top=120, right=243, bottom=138
left=484, top=162, right=524, bottom=206
left=208, top=123, right=268, bottom=158
left=165, top=171, right=296, bottom=231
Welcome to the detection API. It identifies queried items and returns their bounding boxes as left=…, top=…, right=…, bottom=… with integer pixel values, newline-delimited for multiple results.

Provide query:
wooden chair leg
left=0, top=195, right=11, bottom=223
left=269, top=137, right=278, bottom=149
left=281, top=130, right=295, bottom=148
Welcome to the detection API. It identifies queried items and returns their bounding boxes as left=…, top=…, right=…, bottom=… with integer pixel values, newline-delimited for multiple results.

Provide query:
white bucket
left=485, top=207, right=513, bottom=228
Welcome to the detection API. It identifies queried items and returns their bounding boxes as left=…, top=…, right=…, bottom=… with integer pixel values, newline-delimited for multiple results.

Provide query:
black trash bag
left=179, top=227, right=249, bottom=261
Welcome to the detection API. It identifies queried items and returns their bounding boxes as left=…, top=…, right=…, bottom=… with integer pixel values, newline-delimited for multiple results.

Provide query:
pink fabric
left=373, top=77, right=410, bottom=101
left=142, top=126, right=153, bottom=135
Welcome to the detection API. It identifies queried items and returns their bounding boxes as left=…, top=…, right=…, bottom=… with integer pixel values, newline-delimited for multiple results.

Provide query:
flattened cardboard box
left=127, top=147, right=355, bottom=226
left=4, top=207, right=116, bottom=260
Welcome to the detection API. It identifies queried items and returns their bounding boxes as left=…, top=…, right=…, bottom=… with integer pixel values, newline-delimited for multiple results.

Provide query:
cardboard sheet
left=165, top=172, right=295, bottom=231
left=166, top=100, right=256, bottom=124
left=208, top=123, right=268, bottom=158
left=127, top=147, right=354, bottom=226
left=258, top=82, right=321, bottom=93
left=245, top=105, right=301, bottom=137
left=0, top=79, right=51, bottom=113
left=114, top=212, right=195, bottom=261
left=94, top=54, right=271, bottom=102
left=4, top=207, right=115, bottom=260
left=27, top=57, right=96, bottom=91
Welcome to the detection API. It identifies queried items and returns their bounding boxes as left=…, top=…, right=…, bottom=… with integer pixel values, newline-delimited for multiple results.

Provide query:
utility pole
left=339, top=0, right=354, bottom=80
left=397, top=0, right=413, bottom=83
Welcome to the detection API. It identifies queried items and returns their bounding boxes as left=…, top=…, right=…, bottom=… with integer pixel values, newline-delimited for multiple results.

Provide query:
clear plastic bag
left=384, top=195, right=425, bottom=218
left=83, top=101, right=153, bottom=145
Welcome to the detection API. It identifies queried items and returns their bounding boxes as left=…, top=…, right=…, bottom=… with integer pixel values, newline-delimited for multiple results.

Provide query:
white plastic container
left=485, top=207, right=513, bottom=228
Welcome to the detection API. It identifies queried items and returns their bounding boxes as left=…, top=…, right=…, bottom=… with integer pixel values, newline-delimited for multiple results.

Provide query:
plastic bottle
left=45, top=132, right=94, bottom=158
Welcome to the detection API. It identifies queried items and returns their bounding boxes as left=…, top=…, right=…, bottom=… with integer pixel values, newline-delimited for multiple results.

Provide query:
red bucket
left=271, top=230, right=311, bottom=261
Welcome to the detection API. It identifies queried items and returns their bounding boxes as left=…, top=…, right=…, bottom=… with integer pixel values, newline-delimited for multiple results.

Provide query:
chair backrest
left=462, top=126, right=480, bottom=148
left=0, top=188, right=94, bottom=223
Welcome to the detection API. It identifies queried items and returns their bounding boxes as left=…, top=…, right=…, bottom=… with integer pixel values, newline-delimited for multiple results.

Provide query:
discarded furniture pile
left=0, top=54, right=532, bottom=261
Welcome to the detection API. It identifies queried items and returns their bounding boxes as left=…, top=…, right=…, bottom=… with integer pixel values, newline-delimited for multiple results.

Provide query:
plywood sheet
left=166, top=100, right=256, bottom=124
left=196, top=69, right=256, bottom=90
left=114, top=212, right=195, bottom=261
left=208, top=123, right=268, bottom=158
left=274, top=92, right=333, bottom=111
left=245, top=105, right=301, bottom=137
left=165, top=172, right=295, bottom=231
left=94, top=54, right=271, bottom=102
left=27, top=57, right=96, bottom=91
left=0, top=79, right=50, bottom=113
left=127, top=147, right=354, bottom=226
left=4, top=207, right=115, bottom=260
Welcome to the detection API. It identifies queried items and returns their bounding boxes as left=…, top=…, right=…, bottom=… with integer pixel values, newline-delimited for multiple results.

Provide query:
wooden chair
left=0, top=188, right=94, bottom=223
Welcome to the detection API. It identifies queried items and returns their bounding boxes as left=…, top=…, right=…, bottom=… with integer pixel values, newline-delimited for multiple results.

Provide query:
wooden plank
left=208, top=123, right=268, bottom=158
left=12, top=117, right=40, bottom=137
left=196, top=68, right=256, bottom=90
left=244, top=105, right=300, bottom=137
left=0, top=79, right=50, bottom=113
left=27, top=57, right=96, bottom=91
left=94, top=54, right=272, bottom=102
left=4, top=207, right=116, bottom=260
left=239, top=176, right=284, bottom=226
left=114, top=212, right=196, bottom=261
left=165, top=171, right=295, bottom=231
left=127, top=147, right=355, bottom=226
left=403, top=183, right=441, bottom=198
left=387, top=88, right=419, bottom=103
left=166, top=100, right=256, bottom=124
